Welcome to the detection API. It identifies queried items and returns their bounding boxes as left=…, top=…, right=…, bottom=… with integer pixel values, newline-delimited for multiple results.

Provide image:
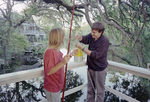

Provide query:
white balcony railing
left=20, top=30, right=45, bottom=36
left=0, top=61, right=150, bottom=102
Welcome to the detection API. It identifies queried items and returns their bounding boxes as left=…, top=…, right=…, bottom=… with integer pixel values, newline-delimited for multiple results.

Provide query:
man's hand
left=75, top=42, right=83, bottom=49
left=74, top=34, right=82, bottom=41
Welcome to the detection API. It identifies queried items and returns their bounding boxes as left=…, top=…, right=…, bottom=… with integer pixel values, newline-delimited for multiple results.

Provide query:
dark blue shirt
left=80, top=33, right=110, bottom=71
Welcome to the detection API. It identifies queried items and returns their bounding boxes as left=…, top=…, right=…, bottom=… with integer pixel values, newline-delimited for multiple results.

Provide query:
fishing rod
left=61, top=0, right=75, bottom=101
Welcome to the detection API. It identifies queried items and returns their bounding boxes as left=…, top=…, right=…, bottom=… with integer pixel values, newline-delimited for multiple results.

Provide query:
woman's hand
left=61, top=55, right=70, bottom=65
left=70, top=49, right=78, bottom=57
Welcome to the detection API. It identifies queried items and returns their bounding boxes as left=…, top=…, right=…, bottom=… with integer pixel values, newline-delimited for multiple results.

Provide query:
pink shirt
left=43, top=48, right=64, bottom=92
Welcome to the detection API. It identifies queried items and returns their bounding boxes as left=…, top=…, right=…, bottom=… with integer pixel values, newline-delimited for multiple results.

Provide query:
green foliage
left=97, top=0, right=150, bottom=67
left=23, top=3, right=39, bottom=17
left=0, top=25, right=27, bottom=59
left=9, top=33, right=29, bottom=53
left=64, top=70, right=83, bottom=102
left=105, top=77, right=150, bottom=102
left=31, top=44, right=45, bottom=58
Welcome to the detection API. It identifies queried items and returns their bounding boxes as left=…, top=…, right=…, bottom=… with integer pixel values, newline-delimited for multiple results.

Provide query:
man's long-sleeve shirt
left=80, top=33, right=110, bottom=71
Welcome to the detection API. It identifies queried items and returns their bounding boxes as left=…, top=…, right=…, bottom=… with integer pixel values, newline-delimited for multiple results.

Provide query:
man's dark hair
left=91, top=21, right=105, bottom=34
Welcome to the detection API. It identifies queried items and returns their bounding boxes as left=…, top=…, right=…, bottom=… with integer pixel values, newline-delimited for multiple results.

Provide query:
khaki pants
left=87, top=68, right=107, bottom=102
left=44, top=88, right=60, bottom=102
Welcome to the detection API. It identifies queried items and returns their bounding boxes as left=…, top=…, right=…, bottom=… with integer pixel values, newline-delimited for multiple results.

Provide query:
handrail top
left=0, top=61, right=86, bottom=77
left=0, top=60, right=150, bottom=86
left=0, top=60, right=150, bottom=79
left=108, top=60, right=150, bottom=75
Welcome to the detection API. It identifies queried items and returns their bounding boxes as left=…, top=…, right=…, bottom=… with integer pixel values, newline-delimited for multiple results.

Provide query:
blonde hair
left=43, top=28, right=65, bottom=59
left=47, top=28, right=65, bottom=50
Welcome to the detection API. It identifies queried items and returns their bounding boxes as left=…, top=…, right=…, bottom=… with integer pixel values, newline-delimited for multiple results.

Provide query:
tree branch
left=89, top=2, right=128, bottom=45
left=108, top=49, right=135, bottom=66
left=131, top=1, right=146, bottom=49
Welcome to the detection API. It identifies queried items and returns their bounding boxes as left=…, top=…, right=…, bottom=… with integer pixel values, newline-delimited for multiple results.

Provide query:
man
left=74, top=21, right=110, bottom=102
